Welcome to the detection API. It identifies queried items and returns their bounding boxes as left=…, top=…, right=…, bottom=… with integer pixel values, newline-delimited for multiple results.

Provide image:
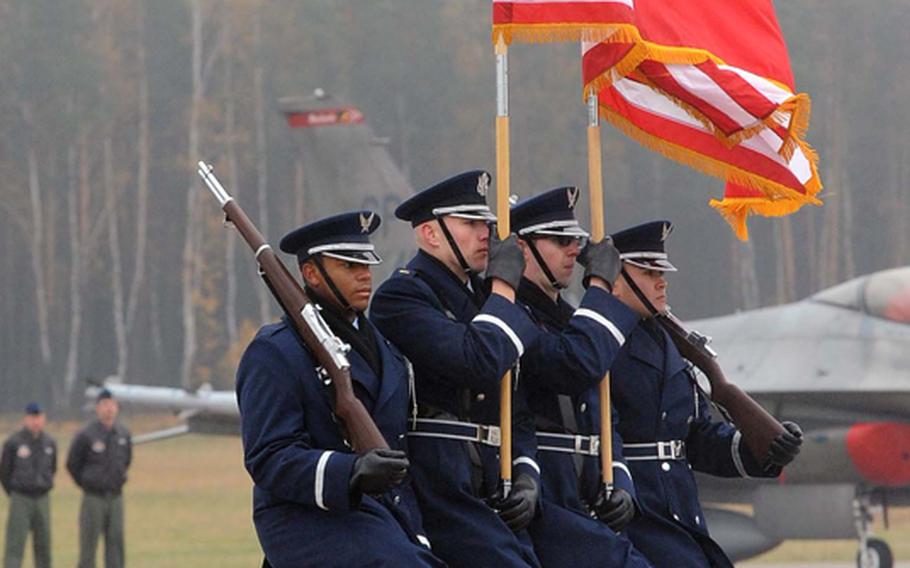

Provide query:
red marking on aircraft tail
left=883, top=286, right=910, bottom=322
left=845, top=422, right=910, bottom=487
left=283, top=107, right=364, bottom=129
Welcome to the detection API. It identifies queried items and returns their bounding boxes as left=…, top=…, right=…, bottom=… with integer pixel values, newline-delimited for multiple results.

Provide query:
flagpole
left=495, top=33, right=513, bottom=497
left=587, top=90, right=614, bottom=497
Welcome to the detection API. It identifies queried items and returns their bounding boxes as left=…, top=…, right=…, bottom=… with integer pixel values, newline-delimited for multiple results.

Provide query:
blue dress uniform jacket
left=517, top=281, right=652, bottom=568
left=236, top=317, right=444, bottom=568
left=370, top=250, right=543, bottom=568
left=611, top=319, right=773, bottom=568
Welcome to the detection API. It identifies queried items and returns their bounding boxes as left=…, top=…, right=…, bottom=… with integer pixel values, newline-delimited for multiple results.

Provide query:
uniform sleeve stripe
left=574, top=308, right=626, bottom=346
left=513, top=456, right=541, bottom=474
left=315, top=450, right=334, bottom=510
left=613, top=461, right=633, bottom=481
left=731, top=431, right=751, bottom=479
left=473, top=314, right=524, bottom=356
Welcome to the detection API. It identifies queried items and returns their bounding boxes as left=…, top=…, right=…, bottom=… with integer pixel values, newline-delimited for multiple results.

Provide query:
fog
left=1, top=1, right=907, bottom=410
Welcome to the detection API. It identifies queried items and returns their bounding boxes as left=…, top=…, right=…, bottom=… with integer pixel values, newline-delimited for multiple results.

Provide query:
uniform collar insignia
left=566, top=187, right=579, bottom=209
left=476, top=172, right=491, bottom=197
left=360, top=212, right=375, bottom=233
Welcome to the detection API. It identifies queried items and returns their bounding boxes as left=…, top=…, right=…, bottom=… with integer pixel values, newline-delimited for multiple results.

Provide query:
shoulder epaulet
left=264, top=321, right=289, bottom=337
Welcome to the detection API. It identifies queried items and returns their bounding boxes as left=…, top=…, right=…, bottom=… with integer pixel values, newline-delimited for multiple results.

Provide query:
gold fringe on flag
left=769, top=93, right=812, bottom=162
left=708, top=196, right=810, bottom=241
left=598, top=104, right=823, bottom=240
left=618, top=67, right=812, bottom=158
left=638, top=41, right=725, bottom=68
left=492, top=23, right=641, bottom=46
left=583, top=42, right=650, bottom=96
left=598, top=105, right=823, bottom=204
left=582, top=37, right=724, bottom=99
left=583, top=41, right=814, bottom=163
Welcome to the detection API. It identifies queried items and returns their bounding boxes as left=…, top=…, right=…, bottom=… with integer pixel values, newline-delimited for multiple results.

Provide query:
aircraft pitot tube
left=657, top=310, right=786, bottom=468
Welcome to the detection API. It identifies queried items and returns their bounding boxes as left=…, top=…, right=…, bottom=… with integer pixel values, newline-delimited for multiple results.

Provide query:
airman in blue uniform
left=510, top=187, right=652, bottom=567
left=370, top=170, right=543, bottom=568
left=607, top=220, right=802, bottom=568
left=236, top=211, right=445, bottom=568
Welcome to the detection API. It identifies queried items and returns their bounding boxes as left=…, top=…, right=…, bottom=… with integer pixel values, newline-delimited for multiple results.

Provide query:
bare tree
left=731, top=238, right=760, bottom=310
left=181, top=0, right=223, bottom=388
left=63, top=144, right=83, bottom=402
left=818, top=106, right=843, bottom=290
left=895, top=144, right=910, bottom=268
left=294, top=158, right=306, bottom=227
left=126, top=4, right=150, bottom=335
left=105, top=137, right=128, bottom=379
left=773, top=217, right=796, bottom=304
left=253, top=9, right=272, bottom=324
left=223, top=7, right=239, bottom=348
left=21, top=102, right=52, bottom=365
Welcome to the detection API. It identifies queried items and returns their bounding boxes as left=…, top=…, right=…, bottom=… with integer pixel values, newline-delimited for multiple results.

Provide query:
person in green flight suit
left=1, top=402, right=56, bottom=568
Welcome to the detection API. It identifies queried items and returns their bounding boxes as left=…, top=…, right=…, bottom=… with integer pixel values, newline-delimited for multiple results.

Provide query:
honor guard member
left=607, top=221, right=802, bottom=568
left=236, top=211, right=444, bottom=568
left=67, top=389, right=132, bottom=568
left=510, top=188, right=652, bottom=568
left=370, top=170, right=543, bottom=568
left=1, top=403, right=56, bottom=568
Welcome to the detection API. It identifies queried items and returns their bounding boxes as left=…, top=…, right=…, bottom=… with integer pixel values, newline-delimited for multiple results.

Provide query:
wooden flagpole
left=587, top=90, right=614, bottom=496
left=495, top=33, right=513, bottom=496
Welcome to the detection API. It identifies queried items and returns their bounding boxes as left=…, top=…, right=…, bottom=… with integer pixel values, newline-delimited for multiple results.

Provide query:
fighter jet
left=687, top=265, right=910, bottom=568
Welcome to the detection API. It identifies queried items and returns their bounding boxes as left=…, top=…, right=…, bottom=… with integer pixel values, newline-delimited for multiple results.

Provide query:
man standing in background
left=1, top=402, right=56, bottom=568
left=67, top=389, right=132, bottom=568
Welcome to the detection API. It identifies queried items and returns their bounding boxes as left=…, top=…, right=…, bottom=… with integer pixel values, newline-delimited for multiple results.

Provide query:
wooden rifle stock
left=197, top=162, right=388, bottom=452
left=656, top=311, right=783, bottom=465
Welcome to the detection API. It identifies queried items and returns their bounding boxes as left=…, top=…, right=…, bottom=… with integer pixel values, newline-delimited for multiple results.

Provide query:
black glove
left=349, top=448, right=409, bottom=497
left=487, top=474, right=539, bottom=532
left=486, top=234, right=526, bottom=291
left=578, top=238, right=622, bottom=289
left=764, top=421, right=802, bottom=470
left=592, top=487, right=636, bottom=532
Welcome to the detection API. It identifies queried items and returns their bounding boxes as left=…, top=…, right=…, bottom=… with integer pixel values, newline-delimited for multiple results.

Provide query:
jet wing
left=85, top=380, right=239, bottom=441
left=689, top=268, right=910, bottom=425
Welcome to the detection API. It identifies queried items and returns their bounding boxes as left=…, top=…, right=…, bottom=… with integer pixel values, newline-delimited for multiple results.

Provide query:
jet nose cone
left=845, top=422, right=910, bottom=487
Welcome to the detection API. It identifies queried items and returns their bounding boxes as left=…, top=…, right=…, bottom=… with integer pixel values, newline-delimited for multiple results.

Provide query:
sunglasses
left=544, top=234, right=587, bottom=248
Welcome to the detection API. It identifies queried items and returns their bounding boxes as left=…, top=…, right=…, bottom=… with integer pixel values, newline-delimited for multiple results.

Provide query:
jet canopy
left=812, top=266, right=910, bottom=324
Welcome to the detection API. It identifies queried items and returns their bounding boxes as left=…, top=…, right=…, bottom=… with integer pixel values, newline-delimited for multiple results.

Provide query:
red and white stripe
left=493, top=0, right=636, bottom=40
left=583, top=41, right=797, bottom=152
left=607, top=75, right=811, bottom=187
left=582, top=37, right=818, bottom=202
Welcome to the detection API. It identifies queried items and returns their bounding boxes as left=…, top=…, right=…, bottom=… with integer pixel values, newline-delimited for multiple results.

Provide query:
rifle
left=197, top=161, right=388, bottom=452
left=656, top=309, right=784, bottom=466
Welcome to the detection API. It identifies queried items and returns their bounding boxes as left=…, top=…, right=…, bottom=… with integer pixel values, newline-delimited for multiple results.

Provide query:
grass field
left=1, top=415, right=262, bottom=568
left=1, top=413, right=908, bottom=566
